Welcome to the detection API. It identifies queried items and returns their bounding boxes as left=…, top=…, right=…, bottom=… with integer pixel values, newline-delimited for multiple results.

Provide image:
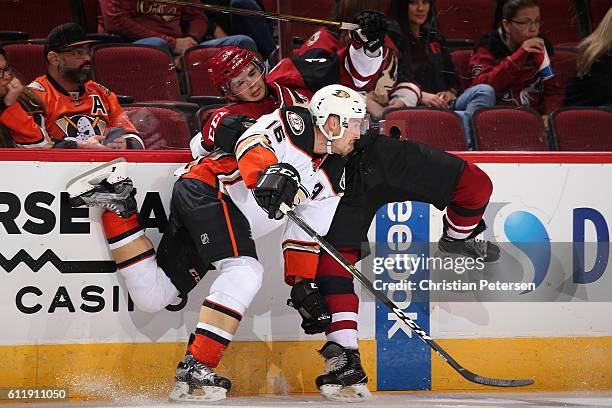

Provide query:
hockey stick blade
left=279, top=203, right=534, bottom=388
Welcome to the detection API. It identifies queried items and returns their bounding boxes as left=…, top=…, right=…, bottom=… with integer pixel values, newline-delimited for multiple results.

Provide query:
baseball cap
left=44, top=23, right=98, bottom=56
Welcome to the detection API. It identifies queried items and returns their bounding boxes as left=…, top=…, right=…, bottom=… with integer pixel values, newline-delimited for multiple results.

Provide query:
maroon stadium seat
left=450, top=49, right=472, bottom=92
left=261, top=0, right=278, bottom=12
left=183, top=46, right=223, bottom=97
left=539, top=0, right=584, bottom=45
left=3, top=42, right=46, bottom=85
left=123, top=104, right=192, bottom=149
left=277, top=0, right=335, bottom=57
left=551, top=48, right=578, bottom=94
left=382, top=108, right=468, bottom=151
left=435, top=0, right=496, bottom=45
left=551, top=108, right=612, bottom=151
left=92, top=44, right=182, bottom=102
left=587, top=0, right=612, bottom=31
left=472, top=107, right=550, bottom=151
left=80, top=0, right=102, bottom=33
left=0, top=0, right=77, bottom=39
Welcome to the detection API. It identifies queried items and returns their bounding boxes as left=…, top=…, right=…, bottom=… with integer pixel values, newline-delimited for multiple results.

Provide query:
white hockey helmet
left=309, top=84, right=367, bottom=153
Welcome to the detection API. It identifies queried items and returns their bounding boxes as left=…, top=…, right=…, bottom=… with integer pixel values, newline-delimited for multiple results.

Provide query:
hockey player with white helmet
left=66, top=84, right=366, bottom=402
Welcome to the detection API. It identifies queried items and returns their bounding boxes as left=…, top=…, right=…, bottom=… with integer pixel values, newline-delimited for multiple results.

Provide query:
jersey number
left=273, top=125, right=284, bottom=143
left=311, top=182, right=324, bottom=199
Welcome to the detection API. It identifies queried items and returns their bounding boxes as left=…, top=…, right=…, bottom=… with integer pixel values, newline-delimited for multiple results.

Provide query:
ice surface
left=4, top=392, right=612, bottom=408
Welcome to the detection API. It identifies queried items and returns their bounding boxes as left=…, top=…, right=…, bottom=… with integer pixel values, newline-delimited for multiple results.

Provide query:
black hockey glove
left=350, top=10, right=388, bottom=53
left=287, top=279, right=332, bottom=334
left=215, top=114, right=257, bottom=154
left=253, top=163, right=300, bottom=220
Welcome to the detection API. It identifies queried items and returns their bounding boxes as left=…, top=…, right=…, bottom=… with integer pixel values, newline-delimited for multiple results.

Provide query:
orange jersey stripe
left=218, top=191, right=239, bottom=257
left=283, top=249, right=319, bottom=285
left=238, top=146, right=278, bottom=188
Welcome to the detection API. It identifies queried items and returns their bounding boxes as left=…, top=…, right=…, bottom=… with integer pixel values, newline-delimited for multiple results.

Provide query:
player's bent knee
left=119, top=257, right=180, bottom=313
left=210, top=256, right=264, bottom=309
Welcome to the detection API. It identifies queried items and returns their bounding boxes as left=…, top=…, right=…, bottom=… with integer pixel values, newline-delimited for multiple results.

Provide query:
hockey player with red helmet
left=192, top=10, right=400, bottom=158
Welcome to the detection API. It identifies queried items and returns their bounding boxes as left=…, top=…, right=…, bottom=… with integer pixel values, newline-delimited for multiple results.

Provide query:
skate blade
left=65, top=158, right=128, bottom=198
left=168, top=381, right=227, bottom=403
left=320, top=383, right=372, bottom=402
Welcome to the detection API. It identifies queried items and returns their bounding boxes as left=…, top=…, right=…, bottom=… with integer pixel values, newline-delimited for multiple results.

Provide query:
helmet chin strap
left=319, top=124, right=345, bottom=155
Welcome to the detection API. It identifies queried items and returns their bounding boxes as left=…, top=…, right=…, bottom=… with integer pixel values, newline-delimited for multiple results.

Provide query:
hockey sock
left=445, top=163, right=493, bottom=239
left=190, top=294, right=244, bottom=368
left=316, top=249, right=360, bottom=350
left=103, top=211, right=154, bottom=268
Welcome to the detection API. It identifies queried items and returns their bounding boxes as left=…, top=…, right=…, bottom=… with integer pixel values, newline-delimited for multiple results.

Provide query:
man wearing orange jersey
left=0, top=23, right=144, bottom=149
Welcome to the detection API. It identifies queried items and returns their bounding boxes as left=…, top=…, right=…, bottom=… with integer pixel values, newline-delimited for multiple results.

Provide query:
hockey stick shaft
left=279, top=203, right=533, bottom=388
left=154, top=0, right=359, bottom=30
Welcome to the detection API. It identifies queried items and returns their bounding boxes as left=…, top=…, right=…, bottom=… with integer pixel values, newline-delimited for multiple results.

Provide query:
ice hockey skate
left=438, top=220, right=501, bottom=262
left=169, top=350, right=231, bottom=402
left=316, top=341, right=372, bottom=402
left=65, top=157, right=136, bottom=218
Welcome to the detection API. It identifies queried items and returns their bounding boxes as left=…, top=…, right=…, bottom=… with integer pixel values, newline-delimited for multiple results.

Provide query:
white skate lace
left=324, top=354, right=348, bottom=374
left=192, top=360, right=216, bottom=382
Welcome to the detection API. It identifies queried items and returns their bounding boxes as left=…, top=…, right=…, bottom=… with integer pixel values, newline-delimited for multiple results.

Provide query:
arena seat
left=0, top=0, right=77, bottom=39
left=434, top=0, right=496, bottom=46
left=92, top=44, right=182, bottom=102
left=123, top=104, right=193, bottom=149
left=450, top=49, right=472, bottom=92
left=182, top=46, right=227, bottom=105
left=79, top=0, right=102, bottom=33
left=382, top=108, right=468, bottom=151
left=539, top=0, right=586, bottom=45
left=587, top=0, right=612, bottom=31
left=472, top=107, right=550, bottom=151
left=2, top=42, right=46, bottom=85
left=551, top=48, right=578, bottom=95
left=551, top=107, right=612, bottom=151
left=261, top=0, right=278, bottom=12
left=277, top=0, right=335, bottom=57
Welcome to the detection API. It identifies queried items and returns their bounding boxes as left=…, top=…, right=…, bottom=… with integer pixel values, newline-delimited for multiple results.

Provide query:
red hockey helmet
left=207, top=46, right=265, bottom=96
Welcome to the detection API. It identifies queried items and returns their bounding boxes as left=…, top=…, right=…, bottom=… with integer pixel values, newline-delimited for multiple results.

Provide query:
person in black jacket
left=388, top=0, right=496, bottom=148
left=565, top=7, right=612, bottom=108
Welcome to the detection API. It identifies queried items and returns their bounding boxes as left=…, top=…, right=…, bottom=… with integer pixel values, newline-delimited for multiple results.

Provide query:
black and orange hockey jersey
left=180, top=106, right=346, bottom=284
left=0, top=74, right=141, bottom=148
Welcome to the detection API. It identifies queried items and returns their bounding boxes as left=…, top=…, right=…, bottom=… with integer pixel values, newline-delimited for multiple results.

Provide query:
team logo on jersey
left=306, top=31, right=320, bottom=47
left=27, top=81, right=46, bottom=93
left=55, top=114, right=107, bottom=140
left=286, top=111, right=305, bottom=135
left=332, top=89, right=351, bottom=98
left=200, top=233, right=210, bottom=245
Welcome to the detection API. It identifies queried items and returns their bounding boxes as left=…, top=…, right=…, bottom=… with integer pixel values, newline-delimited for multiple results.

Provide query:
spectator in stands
left=0, top=47, right=18, bottom=147
left=564, top=7, right=612, bottom=108
left=294, top=1, right=422, bottom=121
left=0, top=48, right=45, bottom=148
left=389, top=0, right=496, bottom=149
left=99, top=0, right=258, bottom=64
left=0, top=23, right=144, bottom=149
left=470, top=0, right=564, bottom=128
left=204, top=0, right=278, bottom=67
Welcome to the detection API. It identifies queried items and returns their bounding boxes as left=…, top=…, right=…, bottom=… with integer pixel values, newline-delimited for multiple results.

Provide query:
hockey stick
left=154, top=0, right=359, bottom=30
left=279, top=203, right=534, bottom=388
